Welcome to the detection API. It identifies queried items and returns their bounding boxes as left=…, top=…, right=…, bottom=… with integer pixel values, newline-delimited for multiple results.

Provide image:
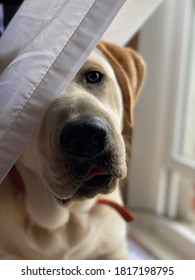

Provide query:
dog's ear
left=97, top=41, right=145, bottom=137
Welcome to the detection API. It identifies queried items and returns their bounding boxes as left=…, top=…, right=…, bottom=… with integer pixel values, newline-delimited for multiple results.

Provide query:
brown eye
left=85, top=71, right=103, bottom=84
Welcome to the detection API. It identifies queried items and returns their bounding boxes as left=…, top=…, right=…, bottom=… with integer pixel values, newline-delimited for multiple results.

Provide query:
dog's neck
left=12, top=162, right=95, bottom=231
left=15, top=162, right=71, bottom=230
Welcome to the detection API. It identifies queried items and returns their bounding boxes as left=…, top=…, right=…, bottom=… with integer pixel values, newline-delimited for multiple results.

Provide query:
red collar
left=96, top=198, right=134, bottom=222
left=9, top=165, right=25, bottom=191
left=9, top=166, right=134, bottom=222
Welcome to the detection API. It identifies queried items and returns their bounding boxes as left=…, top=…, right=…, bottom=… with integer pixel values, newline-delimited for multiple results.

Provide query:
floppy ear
left=97, top=41, right=145, bottom=138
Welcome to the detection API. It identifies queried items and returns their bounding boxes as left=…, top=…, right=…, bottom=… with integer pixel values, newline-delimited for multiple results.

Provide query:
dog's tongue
left=84, top=168, right=108, bottom=181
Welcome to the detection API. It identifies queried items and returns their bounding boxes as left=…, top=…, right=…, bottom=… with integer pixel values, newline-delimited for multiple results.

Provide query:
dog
left=0, top=41, right=145, bottom=259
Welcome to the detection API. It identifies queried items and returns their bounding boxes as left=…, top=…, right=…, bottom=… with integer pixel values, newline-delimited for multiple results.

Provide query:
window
left=127, top=0, right=195, bottom=259
left=176, top=2, right=195, bottom=225
left=180, top=5, right=195, bottom=162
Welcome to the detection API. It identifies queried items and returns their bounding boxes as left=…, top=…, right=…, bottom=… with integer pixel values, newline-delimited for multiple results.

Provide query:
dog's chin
left=54, top=174, right=116, bottom=207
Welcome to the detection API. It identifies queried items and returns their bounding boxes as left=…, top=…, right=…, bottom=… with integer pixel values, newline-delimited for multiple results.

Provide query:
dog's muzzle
left=55, top=115, right=124, bottom=203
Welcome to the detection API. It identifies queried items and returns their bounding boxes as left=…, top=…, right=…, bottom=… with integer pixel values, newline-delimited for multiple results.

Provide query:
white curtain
left=0, top=0, right=126, bottom=183
left=0, top=0, right=162, bottom=184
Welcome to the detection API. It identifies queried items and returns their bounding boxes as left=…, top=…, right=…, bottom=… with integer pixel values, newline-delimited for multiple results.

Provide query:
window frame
left=127, top=0, right=195, bottom=259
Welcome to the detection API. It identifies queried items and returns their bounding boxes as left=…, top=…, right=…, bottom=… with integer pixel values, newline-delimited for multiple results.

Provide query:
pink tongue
left=84, top=168, right=108, bottom=181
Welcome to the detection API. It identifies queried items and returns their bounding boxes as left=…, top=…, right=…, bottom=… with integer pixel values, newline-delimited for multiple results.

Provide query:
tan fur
left=0, top=42, right=145, bottom=259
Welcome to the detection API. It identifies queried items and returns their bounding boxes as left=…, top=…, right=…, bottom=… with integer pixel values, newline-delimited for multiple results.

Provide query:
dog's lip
left=84, top=168, right=109, bottom=181
left=56, top=197, right=71, bottom=206
left=55, top=192, right=75, bottom=205
left=54, top=168, right=113, bottom=205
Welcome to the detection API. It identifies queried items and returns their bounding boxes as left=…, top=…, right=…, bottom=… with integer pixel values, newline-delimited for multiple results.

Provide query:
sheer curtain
left=0, top=0, right=126, bottom=183
left=0, top=0, right=162, bottom=183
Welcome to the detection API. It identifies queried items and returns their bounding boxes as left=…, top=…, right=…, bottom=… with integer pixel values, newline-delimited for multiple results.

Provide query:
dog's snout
left=60, top=116, right=109, bottom=159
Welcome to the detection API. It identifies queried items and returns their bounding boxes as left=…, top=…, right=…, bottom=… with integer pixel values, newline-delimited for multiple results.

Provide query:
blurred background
left=127, top=0, right=195, bottom=259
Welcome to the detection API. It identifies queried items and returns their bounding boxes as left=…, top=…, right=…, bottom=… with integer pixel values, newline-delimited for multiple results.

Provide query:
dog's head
left=22, top=42, right=145, bottom=206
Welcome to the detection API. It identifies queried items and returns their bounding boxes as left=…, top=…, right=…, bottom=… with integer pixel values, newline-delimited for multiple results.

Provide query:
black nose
left=59, top=116, right=109, bottom=159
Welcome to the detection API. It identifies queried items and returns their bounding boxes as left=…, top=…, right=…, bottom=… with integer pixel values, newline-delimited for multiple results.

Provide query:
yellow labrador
left=0, top=42, right=145, bottom=259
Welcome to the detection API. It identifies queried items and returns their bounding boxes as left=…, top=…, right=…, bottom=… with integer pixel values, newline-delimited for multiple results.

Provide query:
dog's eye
left=85, top=71, right=103, bottom=84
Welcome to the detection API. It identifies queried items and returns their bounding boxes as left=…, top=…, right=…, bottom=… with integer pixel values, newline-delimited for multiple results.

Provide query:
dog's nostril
left=65, top=139, right=84, bottom=154
left=92, top=131, right=106, bottom=145
left=60, top=116, right=109, bottom=159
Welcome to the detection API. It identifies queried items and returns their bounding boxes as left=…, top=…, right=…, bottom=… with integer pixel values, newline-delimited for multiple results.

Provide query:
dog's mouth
left=84, top=168, right=109, bottom=182
left=82, top=168, right=112, bottom=191
left=55, top=167, right=113, bottom=206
